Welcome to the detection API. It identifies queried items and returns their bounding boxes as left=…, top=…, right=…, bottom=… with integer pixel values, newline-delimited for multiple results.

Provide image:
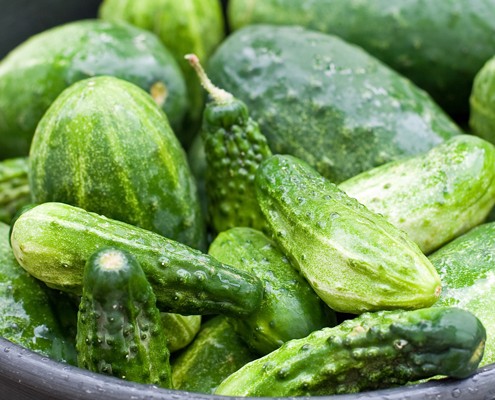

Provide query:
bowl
left=1, top=1, right=495, bottom=399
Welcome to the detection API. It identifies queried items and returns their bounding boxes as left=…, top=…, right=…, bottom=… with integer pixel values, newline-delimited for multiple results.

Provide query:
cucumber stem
left=185, top=53, right=234, bottom=104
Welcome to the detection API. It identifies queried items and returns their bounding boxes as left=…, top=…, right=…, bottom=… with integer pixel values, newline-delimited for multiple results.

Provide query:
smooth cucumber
left=29, top=75, right=205, bottom=251
left=339, top=135, right=495, bottom=254
left=215, top=307, right=486, bottom=396
left=10, top=202, right=263, bottom=317
left=208, top=24, right=462, bottom=183
left=255, top=154, right=441, bottom=314
left=161, top=313, right=201, bottom=353
left=470, top=55, right=495, bottom=144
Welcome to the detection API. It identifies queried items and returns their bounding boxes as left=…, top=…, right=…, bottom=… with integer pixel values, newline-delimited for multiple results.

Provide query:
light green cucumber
left=161, top=313, right=201, bottom=353
left=470, top=55, right=495, bottom=144
left=0, top=157, right=31, bottom=224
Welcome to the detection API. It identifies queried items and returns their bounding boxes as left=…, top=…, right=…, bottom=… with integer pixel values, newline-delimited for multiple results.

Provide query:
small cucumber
left=171, top=315, right=257, bottom=394
left=0, top=157, right=31, bottom=224
left=208, top=227, right=335, bottom=355
left=10, top=202, right=263, bottom=317
left=77, top=247, right=171, bottom=387
left=186, top=54, right=272, bottom=234
left=255, top=154, right=441, bottom=314
left=215, top=307, right=486, bottom=396
left=429, top=222, right=495, bottom=366
left=161, top=313, right=201, bottom=353
left=339, top=135, right=495, bottom=254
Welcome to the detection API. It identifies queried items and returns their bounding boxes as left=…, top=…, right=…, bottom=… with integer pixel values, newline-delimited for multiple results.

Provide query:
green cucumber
left=186, top=54, right=272, bottom=234
left=208, top=227, right=335, bottom=355
left=161, top=313, right=201, bottom=353
left=99, top=0, right=225, bottom=147
left=228, top=0, right=495, bottom=120
left=429, top=222, right=495, bottom=366
left=255, top=154, right=441, bottom=314
left=339, top=135, right=495, bottom=254
left=207, top=24, right=462, bottom=184
left=171, top=315, right=257, bottom=394
left=0, top=19, right=187, bottom=159
left=470, top=55, right=495, bottom=144
left=0, top=222, right=76, bottom=364
left=215, top=307, right=486, bottom=396
left=29, top=75, right=205, bottom=251
left=77, top=247, right=171, bottom=387
left=0, top=157, right=31, bottom=224
left=10, top=202, right=263, bottom=317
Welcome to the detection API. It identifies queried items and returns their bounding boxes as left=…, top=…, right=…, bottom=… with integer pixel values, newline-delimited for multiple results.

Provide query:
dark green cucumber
left=29, top=76, right=205, bottom=251
left=77, top=247, right=171, bottom=387
left=209, top=227, right=335, bottom=355
left=0, top=222, right=76, bottom=364
left=470, top=55, right=495, bottom=144
left=228, top=0, right=495, bottom=119
left=0, top=157, right=31, bottom=224
left=171, top=315, right=257, bottom=394
left=215, top=307, right=486, bottom=396
left=339, top=135, right=495, bottom=254
left=0, top=19, right=187, bottom=159
left=429, top=222, right=495, bottom=366
left=255, top=154, right=441, bottom=314
left=186, top=54, right=272, bottom=234
left=10, top=202, right=263, bottom=317
left=161, top=313, right=201, bottom=353
left=99, top=0, right=225, bottom=148
left=207, top=24, right=462, bottom=184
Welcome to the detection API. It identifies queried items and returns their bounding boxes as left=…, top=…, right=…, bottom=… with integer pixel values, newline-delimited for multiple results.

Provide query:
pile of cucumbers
left=1, top=0, right=495, bottom=397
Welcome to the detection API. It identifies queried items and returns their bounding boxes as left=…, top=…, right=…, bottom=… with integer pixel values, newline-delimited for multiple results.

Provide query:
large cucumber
left=10, top=202, right=263, bottom=317
left=208, top=24, right=462, bottom=184
left=29, top=76, right=205, bottom=250
left=255, top=154, right=441, bottom=314
left=339, top=135, right=495, bottom=254
left=0, top=19, right=187, bottom=159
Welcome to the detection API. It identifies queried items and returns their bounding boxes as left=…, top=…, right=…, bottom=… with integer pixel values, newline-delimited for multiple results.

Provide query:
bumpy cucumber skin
left=202, top=99, right=272, bottom=234
left=77, top=247, right=172, bottom=387
left=0, top=157, right=31, bottom=224
left=255, top=154, right=441, bottom=314
left=161, top=313, right=201, bottom=353
left=339, top=135, right=495, bottom=254
left=208, top=25, right=461, bottom=184
left=99, top=0, right=225, bottom=148
left=29, top=76, right=205, bottom=251
left=215, top=307, right=486, bottom=397
left=429, top=222, right=495, bottom=366
left=10, top=202, right=263, bottom=317
left=470, top=56, right=495, bottom=144
left=228, top=0, right=495, bottom=120
left=0, top=222, right=76, bottom=364
left=209, top=227, right=335, bottom=355
left=172, top=315, right=257, bottom=394
left=0, top=19, right=187, bottom=159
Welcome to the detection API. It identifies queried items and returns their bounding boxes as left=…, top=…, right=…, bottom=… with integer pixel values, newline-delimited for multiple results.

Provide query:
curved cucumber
left=339, top=135, right=495, bottom=254
left=215, top=307, right=486, bottom=396
left=255, top=154, right=441, bottom=314
left=10, top=202, right=263, bottom=317
left=77, top=247, right=171, bottom=387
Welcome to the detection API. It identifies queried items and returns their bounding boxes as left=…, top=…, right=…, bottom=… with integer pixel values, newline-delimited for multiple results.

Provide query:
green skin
left=171, top=315, right=257, bottom=394
left=10, top=202, right=264, bottom=317
left=160, top=313, right=201, bottom=353
left=228, top=0, right=495, bottom=120
left=0, top=19, right=187, bottom=159
left=99, top=0, right=225, bottom=148
left=215, top=307, right=486, bottom=397
left=429, top=222, right=495, bottom=366
left=29, top=75, right=205, bottom=251
left=209, top=227, right=336, bottom=355
left=0, top=157, right=31, bottom=224
left=202, top=98, right=272, bottom=234
left=339, top=135, right=495, bottom=254
left=255, top=154, right=441, bottom=314
left=0, top=222, right=76, bottom=364
left=207, top=24, right=462, bottom=184
left=470, top=55, right=495, bottom=144
left=77, top=247, right=172, bottom=387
